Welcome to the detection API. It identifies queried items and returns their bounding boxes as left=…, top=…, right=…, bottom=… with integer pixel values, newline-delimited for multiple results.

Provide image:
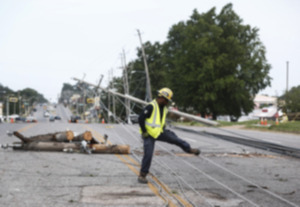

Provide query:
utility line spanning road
left=0, top=105, right=299, bottom=207
left=175, top=126, right=300, bottom=159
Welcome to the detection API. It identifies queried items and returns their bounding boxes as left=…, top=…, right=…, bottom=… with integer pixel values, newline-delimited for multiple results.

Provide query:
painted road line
left=115, top=154, right=174, bottom=206
left=84, top=125, right=193, bottom=207
left=150, top=173, right=193, bottom=207
left=84, top=125, right=106, bottom=143
left=84, top=126, right=173, bottom=205
left=17, top=123, right=38, bottom=133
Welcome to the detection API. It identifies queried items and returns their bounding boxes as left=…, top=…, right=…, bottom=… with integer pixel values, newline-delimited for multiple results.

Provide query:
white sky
left=0, top=0, right=299, bottom=101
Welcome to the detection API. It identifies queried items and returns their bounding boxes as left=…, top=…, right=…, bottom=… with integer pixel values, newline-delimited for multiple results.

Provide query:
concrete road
left=0, top=107, right=300, bottom=207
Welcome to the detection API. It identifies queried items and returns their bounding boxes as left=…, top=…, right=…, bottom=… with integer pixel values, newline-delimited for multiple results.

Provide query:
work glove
left=141, top=131, right=149, bottom=139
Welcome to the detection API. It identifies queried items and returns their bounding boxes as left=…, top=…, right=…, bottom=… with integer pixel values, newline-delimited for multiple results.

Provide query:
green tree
left=0, top=84, right=47, bottom=115
left=163, top=3, right=271, bottom=120
left=283, top=86, right=300, bottom=113
left=59, top=83, right=81, bottom=104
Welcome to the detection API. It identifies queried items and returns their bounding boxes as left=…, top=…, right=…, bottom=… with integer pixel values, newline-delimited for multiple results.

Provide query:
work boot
left=138, top=172, right=148, bottom=184
left=190, top=148, right=201, bottom=156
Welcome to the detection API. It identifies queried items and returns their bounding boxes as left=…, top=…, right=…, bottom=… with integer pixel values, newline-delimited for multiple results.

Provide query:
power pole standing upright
left=107, top=71, right=111, bottom=123
left=286, top=61, right=289, bottom=93
left=137, top=29, right=152, bottom=102
left=6, top=96, right=9, bottom=123
left=111, top=68, right=116, bottom=123
left=121, top=49, right=131, bottom=123
left=81, top=73, right=86, bottom=118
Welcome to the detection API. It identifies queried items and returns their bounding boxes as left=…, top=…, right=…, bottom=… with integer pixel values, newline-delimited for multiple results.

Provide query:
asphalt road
left=0, top=105, right=299, bottom=207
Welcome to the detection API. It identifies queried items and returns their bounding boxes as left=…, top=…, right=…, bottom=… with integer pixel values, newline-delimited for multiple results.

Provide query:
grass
left=256, top=121, right=300, bottom=134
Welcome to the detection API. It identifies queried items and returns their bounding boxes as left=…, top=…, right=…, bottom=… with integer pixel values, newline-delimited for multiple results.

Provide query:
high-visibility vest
left=141, top=100, right=167, bottom=139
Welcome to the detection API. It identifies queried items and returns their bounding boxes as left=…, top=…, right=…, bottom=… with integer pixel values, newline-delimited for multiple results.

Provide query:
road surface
left=0, top=104, right=299, bottom=207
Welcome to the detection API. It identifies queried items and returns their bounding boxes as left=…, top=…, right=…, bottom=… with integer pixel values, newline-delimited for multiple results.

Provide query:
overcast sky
left=0, top=0, right=299, bottom=101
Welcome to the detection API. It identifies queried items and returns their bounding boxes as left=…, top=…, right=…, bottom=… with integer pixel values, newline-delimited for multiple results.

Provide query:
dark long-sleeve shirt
left=138, top=102, right=165, bottom=133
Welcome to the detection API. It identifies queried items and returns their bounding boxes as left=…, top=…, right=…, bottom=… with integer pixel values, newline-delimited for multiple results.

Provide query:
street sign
left=86, top=98, right=94, bottom=104
left=0, top=102, right=3, bottom=116
left=94, top=96, right=100, bottom=107
left=9, top=97, right=18, bottom=102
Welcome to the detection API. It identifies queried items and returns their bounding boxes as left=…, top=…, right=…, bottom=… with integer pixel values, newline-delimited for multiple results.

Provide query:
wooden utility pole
left=286, top=61, right=289, bottom=93
left=94, top=75, right=103, bottom=123
left=137, top=29, right=152, bottom=102
left=10, top=131, right=130, bottom=154
left=72, top=78, right=219, bottom=126
left=108, top=70, right=111, bottom=123
left=111, top=68, right=116, bottom=123
left=121, top=49, right=131, bottom=123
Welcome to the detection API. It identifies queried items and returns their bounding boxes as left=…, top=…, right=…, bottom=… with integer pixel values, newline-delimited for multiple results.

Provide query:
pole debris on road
left=1, top=130, right=130, bottom=154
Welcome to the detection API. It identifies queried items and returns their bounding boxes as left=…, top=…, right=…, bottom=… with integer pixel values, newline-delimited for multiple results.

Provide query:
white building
left=253, top=95, right=281, bottom=118
left=253, top=94, right=277, bottom=108
left=217, top=94, right=280, bottom=122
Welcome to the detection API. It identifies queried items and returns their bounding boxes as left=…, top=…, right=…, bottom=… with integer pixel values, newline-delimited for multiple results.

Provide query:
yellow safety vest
left=141, top=100, right=167, bottom=139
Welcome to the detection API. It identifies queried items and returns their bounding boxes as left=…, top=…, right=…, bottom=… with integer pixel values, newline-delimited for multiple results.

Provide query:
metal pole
left=14, top=101, right=16, bottom=115
left=137, top=29, right=152, bottom=101
left=286, top=61, right=289, bottom=93
left=6, top=97, right=9, bottom=123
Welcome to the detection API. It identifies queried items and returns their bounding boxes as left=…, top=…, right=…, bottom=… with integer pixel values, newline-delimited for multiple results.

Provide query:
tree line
left=0, top=84, right=47, bottom=115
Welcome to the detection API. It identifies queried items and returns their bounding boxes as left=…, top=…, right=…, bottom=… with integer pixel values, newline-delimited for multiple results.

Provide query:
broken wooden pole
left=8, top=130, right=130, bottom=154
left=15, top=142, right=80, bottom=151
left=73, top=131, right=94, bottom=142
left=56, top=130, right=74, bottom=141
left=92, top=144, right=130, bottom=154
left=13, top=131, right=74, bottom=143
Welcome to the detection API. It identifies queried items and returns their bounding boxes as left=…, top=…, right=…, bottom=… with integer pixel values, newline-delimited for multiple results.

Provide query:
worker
left=138, top=87, right=200, bottom=184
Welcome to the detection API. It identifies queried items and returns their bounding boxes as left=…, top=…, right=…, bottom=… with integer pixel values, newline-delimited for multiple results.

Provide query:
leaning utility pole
left=72, top=78, right=219, bottom=126
left=137, top=29, right=152, bottom=102
left=94, top=75, right=103, bottom=123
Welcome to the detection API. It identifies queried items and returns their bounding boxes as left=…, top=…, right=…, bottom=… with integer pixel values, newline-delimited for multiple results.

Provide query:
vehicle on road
left=70, top=115, right=81, bottom=123
left=54, top=116, right=61, bottom=120
left=15, top=117, right=26, bottom=122
left=49, top=116, right=55, bottom=122
left=26, top=116, right=37, bottom=123
left=129, top=114, right=139, bottom=124
left=44, top=112, right=50, bottom=117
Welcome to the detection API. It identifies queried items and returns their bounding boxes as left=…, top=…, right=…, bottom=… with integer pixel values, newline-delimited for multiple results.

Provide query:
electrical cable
left=116, top=124, right=215, bottom=207
left=172, top=126, right=300, bottom=207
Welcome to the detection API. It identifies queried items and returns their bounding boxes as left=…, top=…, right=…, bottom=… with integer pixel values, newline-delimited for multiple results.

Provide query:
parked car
left=15, top=117, right=26, bottom=122
left=44, top=112, right=50, bottom=117
left=26, top=116, right=37, bottom=123
left=70, top=115, right=81, bottom=123
left=54, top=116, right=61, bottom=120
left=49, top=116, right=55, bottom=122
left=129, top=114, right=139, bottom=124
